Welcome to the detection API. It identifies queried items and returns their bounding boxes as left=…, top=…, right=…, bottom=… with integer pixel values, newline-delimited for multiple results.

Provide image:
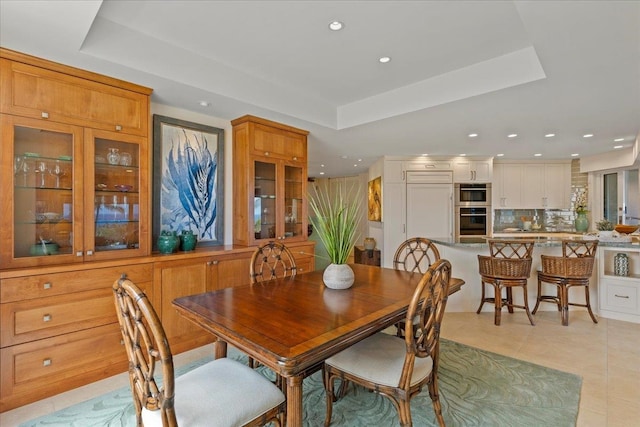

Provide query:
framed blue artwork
left=152, top=115, right=224, bottom=248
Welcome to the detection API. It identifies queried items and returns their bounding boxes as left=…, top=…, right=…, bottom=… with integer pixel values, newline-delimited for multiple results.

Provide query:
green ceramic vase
left=574, top=212, right=588, bottom=233
left=157, top=231, right=178, bottom=254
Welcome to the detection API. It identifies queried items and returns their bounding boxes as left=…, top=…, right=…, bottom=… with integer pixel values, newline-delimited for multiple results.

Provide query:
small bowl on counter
left=614, top=224, right=639, bottom=234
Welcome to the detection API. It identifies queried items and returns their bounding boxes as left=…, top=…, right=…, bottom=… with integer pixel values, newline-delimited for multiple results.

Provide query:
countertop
left=431, top=235, right=640, bottom=248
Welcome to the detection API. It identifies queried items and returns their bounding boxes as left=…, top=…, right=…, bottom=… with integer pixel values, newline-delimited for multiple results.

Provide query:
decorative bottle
left=614, top=253, right=629, bottom=276
left=107, top=148, right=121, bottom=165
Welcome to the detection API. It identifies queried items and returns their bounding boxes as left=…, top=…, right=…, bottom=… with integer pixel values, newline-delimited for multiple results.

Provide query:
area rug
left=19, top=339, right=581, bottom=427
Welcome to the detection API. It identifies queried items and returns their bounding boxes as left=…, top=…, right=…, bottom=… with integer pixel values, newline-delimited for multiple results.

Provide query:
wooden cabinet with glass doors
left=0, top=49, right=151, bottom=269
left=231, top=115, right=309, bottom=246
left=0, top=116, right=149, bottom=268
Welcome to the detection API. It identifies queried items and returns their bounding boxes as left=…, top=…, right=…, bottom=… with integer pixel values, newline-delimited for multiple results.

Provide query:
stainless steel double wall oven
left=455, top=183, right=491, bottom=238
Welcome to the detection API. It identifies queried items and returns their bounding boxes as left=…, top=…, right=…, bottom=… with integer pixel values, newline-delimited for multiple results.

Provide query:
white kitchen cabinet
left=493, top=163, right=523, bottom=208
left=521, top=164, right=545, bottom=207
left=493, top=161, right=570, bottom=209
left=406, top=182, right=453, bottom=239
left=598, top=247, right=640, bottom=323
left=453, top=159, right=492, bottom=183
left=542, top=163, right=571, bottom=208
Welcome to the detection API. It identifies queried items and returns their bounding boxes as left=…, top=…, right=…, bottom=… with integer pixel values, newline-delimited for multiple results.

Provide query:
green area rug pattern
left=20, top=339, right=581, bottom=427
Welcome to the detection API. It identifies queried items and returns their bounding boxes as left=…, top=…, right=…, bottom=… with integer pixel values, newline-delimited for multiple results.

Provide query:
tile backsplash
left=494, top=209, right=576, bottom=232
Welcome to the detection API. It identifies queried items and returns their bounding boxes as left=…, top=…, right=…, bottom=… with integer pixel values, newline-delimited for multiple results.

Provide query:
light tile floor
left=1, top=311, right=639, bottom=426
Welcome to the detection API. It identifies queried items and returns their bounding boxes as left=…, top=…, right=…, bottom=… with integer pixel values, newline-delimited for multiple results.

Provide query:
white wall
left=151, top=104, right=234, bottom=244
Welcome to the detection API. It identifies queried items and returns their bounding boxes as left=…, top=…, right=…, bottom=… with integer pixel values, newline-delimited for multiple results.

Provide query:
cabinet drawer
left=295, top=258, right=314, bottom=274
left=1, top=263, right=153, bottom=302
left=0, top=324, right=127, bottom=411
left=252, top=123, right=306, bottom=162
left=0, top=59, right=149, bottom=136
left=1, top=283, right=149, bottom=347
left=603, top=281, right=639, bottom=313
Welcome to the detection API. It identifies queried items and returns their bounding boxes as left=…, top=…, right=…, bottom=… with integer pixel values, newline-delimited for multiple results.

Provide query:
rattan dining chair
left=533, top=239, right=599, bottom=326
left=250, top=241, right=298, bottom=284
left=249, top=241, right=297, bottom=373
left=393, top=237, right=441, bottom=337
left=323, top=259, right=452, bottom=427
left=112, top=277, right=285, bottom=427
left=477, top=240, right=535, bottom=326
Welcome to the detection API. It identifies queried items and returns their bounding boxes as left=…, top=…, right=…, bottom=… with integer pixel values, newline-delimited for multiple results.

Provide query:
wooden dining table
left=172, top=263, right=464, bottom=427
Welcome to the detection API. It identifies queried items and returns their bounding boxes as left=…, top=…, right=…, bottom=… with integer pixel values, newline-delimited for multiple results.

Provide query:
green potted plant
left=596, top=219, right=614, bottom=238
left=308, top=183, right=362, bottom=289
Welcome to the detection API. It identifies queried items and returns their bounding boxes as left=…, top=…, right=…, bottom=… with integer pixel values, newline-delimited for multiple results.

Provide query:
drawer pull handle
left=120, top=339, right=125, bottom=346
left=43, top=358, right=52, bottom=367
left=292, top=156, right=298, bottom=161
left=41, top=111, right=49, bottom=119
left=43, top=314, right=52, bottom=322
left=264, top=151, right=270, bottom=156
left=43, top=282, right=52, bottom=290
left=614, top=294, right=630, bottom=299
left=115, top=124, right=122, bottom=131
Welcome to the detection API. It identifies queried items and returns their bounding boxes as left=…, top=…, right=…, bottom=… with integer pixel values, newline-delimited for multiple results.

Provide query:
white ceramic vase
left=323, top=263, right=355, bottom=290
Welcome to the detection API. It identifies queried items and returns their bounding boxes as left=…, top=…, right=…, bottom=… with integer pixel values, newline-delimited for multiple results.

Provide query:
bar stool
left=477, top=240, right=535, bottom=326
left=533, top=239, right=599, bottom=326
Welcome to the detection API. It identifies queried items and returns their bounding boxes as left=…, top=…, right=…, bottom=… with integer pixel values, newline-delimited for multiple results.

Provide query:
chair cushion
left=325, top=332, right=433, bottom=387
left=142, top=358, right=284, bottom=427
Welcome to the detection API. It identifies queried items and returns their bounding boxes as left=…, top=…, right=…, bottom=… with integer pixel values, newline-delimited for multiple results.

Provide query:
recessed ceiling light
left=571, top=153, right=579, bottom=157
left=319, top=171, right=325, bottom=175
left=545, top=133, right=555, bottom=138
left=421, top=153, right=428, bottom=156
left=468, top=133, right=478, bottom=138
left=354, top=164, right=358, bottom=167
left=614, top=138, right=624, bottom=142
left=328, top=21, right=343, bottom=31
left=507, top=133, right=517, bottom=138
left=534, top=153, right=542, bottom=157
left=358, top=158, right=362, bottom=162
left=198, top=101, right=210, bottom=107
left=496, top=153, right=504, bottom=157
left=379, top=56, right=391, bottom=63
left=341, top=155, right=348, bottom=159
left=614, top=145, right=623, bottom=149
left=321, top=164, right=325, bottom=167
left=583, top=134, right=593, bottom=138
left=460, top=153, right=467, bottom=157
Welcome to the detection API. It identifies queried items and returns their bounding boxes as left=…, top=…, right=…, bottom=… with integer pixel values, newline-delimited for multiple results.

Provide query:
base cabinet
left=0, top=261, right=154, bottom=412
left=598, top=247, right=640, bottom=323
left=153, top=252, right=254, bottom=353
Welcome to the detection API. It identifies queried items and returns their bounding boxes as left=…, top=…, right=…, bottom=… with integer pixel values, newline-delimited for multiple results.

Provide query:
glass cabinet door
left=254, top=160, right=277, bottom=240
left=284, top=164, right=304, bottom=239
left=1, top=114, right=83, bottom=268
left=85, top=129, right=148, bottom=260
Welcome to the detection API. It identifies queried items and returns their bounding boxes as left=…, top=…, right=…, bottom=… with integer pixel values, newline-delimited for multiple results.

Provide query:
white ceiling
left=1, top=0, right=639, bottom=177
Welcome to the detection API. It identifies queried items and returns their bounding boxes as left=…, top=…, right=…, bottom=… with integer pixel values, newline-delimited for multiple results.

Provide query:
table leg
left=285, top=375, right=304, bottom=427
left=214, top=340, right=227, bottom=359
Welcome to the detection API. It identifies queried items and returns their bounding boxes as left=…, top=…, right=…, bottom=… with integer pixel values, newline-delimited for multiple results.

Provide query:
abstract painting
left=152, top=115, right=224, bottom=247
left=368, top=176, right=382, bottom=221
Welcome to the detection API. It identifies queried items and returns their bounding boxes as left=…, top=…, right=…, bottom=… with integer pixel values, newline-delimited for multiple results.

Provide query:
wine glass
left=36, top=161, right=47, bottom=187
left=49, top=161, right=63, bottom=188
left=13, top=156, right=23, bottom=176
left=21, top=161, right=30, bottom=186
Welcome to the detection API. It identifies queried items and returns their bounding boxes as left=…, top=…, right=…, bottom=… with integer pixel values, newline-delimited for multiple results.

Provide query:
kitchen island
left=430, top=236, right=640, bottom=323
